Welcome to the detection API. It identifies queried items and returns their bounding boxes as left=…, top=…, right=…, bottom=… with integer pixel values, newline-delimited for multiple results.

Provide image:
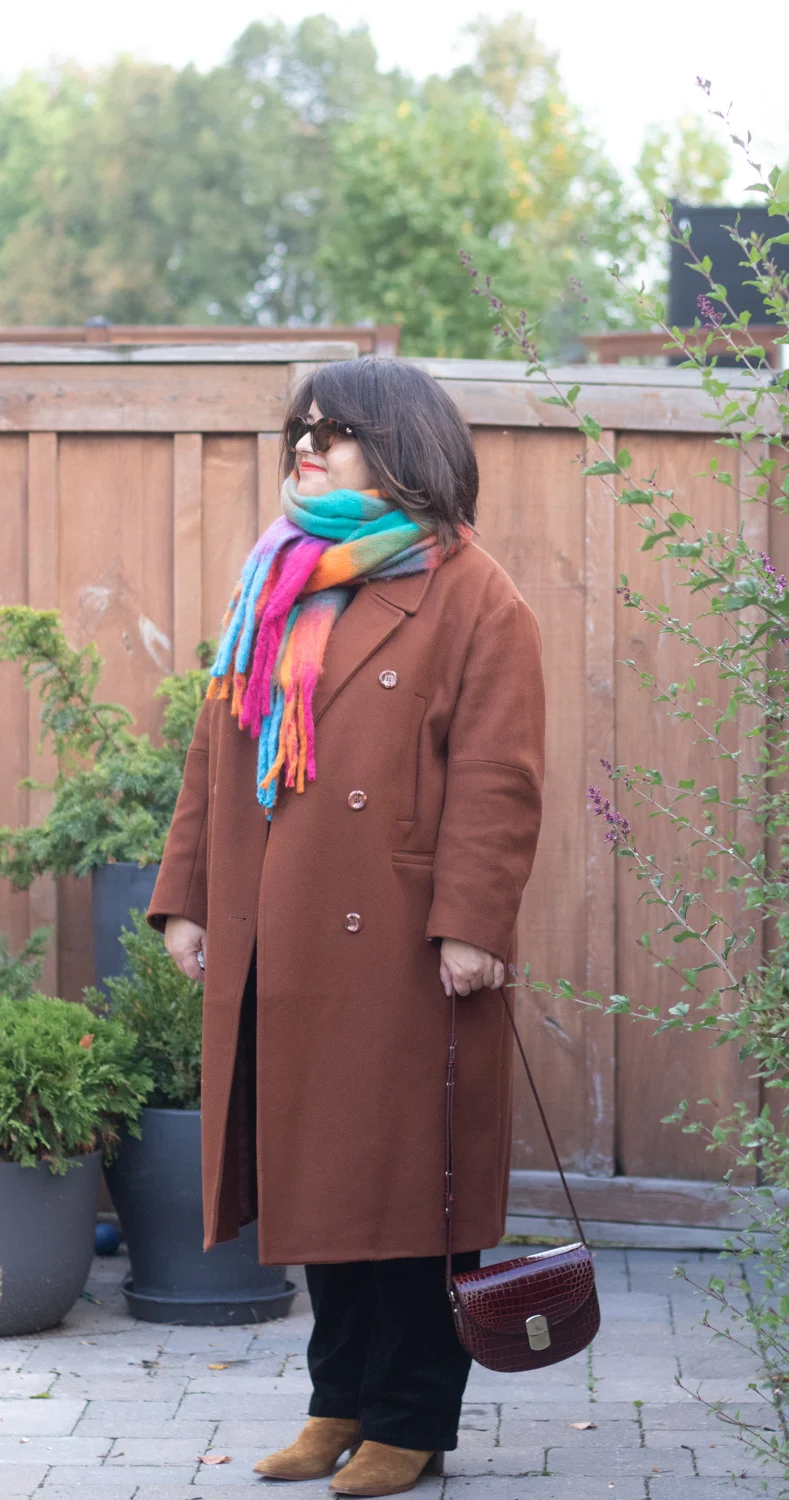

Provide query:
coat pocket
left=396, top=693, right=427, bottom=823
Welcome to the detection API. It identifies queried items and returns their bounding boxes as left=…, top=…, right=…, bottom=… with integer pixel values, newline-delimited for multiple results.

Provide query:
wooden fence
left=0, top=343, right=772, bottom=1244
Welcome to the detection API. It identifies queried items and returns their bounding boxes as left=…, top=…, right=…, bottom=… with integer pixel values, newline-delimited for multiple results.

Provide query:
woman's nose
left=295, top=431, right=315, bottom=455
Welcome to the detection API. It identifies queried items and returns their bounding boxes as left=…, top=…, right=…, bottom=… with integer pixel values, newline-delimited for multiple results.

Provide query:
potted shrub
left=92, top=913, right=296, bottom=1326
left=0, top=606, right=210, bottom=995
left=0, top=931, right=151, bottom=1337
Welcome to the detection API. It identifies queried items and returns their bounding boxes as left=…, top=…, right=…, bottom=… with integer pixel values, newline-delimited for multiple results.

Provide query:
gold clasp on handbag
left=525, top=1313, right=551, bottom=1350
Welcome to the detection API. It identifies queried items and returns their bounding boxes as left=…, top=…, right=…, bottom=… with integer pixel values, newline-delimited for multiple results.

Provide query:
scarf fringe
left=208, top=476, right=469, bottom=815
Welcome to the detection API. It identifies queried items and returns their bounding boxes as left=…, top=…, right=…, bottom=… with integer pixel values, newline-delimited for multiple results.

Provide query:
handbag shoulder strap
left=444, top=985, right=588, bottom=1296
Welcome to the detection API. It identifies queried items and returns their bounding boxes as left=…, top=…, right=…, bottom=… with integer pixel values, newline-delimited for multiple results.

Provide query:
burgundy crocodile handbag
left=444, top=986, right=600, bottom=1372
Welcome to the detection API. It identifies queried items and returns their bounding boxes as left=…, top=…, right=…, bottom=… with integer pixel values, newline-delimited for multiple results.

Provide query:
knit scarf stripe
left=207, top=477, right=469, bottom=815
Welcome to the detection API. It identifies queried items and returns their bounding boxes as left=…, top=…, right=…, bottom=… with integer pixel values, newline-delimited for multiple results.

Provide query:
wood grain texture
left=508, top=1167, right=788, bottom=1227
left=257, top=433, right=282, bottom=534
left=55, top=436, right=173, bottom=999
left=583, top=433, right=616, bottom=1175
left=432, top=376, right=779, bottom=435
left=731, top=443, right=769, bottom=1186
left=173, top=434, right=203, bottom=674
left=473, top=427, right=589, bottom=1175
left=27, top=433, right=59, bottom=997
left=201, top=437, right=258, bottom=644
left=0, top=437, right=31, bottom=964
left=613, top=435, right=744, bottom=1180
left=0, top=363, right=289, bottom=432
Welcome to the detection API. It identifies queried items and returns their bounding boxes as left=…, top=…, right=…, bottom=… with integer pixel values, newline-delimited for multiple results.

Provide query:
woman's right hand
left=164, top=916, right=207, bottom=983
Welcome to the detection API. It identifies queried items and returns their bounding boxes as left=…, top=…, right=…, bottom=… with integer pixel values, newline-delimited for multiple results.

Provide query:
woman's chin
left=295, top=473, right=330, bottom=497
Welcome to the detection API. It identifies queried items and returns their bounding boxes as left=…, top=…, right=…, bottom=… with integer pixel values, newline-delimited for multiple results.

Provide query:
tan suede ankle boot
left=329, top=1441, right=444, bottom=1496
left=253, top=1416, right=362, bottom=1479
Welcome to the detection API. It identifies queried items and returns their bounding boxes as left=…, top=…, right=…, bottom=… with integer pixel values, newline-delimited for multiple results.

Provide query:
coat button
left=378, top=669, right=398, bottom=688
left=347, top=789, right=367, bottom=810
left=344, top=912, right=363, bottom=932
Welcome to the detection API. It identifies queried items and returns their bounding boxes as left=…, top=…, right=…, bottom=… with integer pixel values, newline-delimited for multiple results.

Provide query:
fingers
left=164, top=918, right=207, bottom=985
left=178, top=952, right=205, bottom=984
left=441, top=955, right=503, bottom=995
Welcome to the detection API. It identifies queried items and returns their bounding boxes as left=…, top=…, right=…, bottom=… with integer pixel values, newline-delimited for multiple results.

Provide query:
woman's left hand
left=439, top=938, right=505, bottom=998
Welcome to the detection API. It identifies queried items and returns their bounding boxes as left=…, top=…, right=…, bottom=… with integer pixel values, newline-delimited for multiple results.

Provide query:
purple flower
left=587, top=785, right=631, bottom=846
left=697, top=293, right=723, bottom=330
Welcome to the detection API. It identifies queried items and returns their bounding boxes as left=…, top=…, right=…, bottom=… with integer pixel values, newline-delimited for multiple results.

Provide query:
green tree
left=0, top=12, right=743, bottom=351
left=635, top=113, right=732, bottom=208
left=0, top=18, right=396, bottom=325
left=320, top=17, right=641, bottom=356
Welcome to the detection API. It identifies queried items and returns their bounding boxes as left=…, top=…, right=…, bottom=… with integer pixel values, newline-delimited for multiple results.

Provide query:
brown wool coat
left=147, top=540, right=545, bottom=1264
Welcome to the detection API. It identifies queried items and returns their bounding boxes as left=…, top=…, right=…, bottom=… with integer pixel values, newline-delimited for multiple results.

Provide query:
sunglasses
left=285, top=415, right=356, bottom=454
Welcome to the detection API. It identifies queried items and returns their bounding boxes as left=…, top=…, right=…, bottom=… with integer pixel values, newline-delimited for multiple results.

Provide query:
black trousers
left=305, top=1251, right=480, bottom=1452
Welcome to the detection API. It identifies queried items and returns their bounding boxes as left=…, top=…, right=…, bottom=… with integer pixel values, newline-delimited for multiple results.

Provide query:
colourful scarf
left=207, top=474, right=470, bottom=815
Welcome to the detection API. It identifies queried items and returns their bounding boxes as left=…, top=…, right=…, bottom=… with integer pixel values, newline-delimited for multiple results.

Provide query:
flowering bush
left=462, top=95, right=789, bottom=1484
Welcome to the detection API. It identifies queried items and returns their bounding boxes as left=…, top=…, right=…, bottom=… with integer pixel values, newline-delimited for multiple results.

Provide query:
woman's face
left=293, top=401, right=374, bottom=496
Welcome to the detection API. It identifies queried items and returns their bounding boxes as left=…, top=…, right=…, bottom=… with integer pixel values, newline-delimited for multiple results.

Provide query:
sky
left=3, top=0, right=789, bottom=190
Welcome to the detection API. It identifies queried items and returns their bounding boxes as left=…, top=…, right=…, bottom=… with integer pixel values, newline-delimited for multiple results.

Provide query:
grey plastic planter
left=105, top=1107, right=295, bottom=1325
left=92, top=861, right=161, bottom=1001
left=0, top=1151, right=101, bottom=1336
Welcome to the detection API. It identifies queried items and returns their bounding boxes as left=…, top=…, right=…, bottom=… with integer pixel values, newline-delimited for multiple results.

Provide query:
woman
left=147, top=357, right=545, bottom=1495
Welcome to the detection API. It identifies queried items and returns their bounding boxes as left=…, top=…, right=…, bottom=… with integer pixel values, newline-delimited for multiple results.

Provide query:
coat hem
left=204, top=1225, right=506, bottom=1262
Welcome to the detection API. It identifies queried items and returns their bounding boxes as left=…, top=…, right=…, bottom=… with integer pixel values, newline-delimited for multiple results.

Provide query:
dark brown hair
left=281, top=357, right=478, bottom=553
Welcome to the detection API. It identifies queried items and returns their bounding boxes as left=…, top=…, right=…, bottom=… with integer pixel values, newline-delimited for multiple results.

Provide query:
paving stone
left=638, top=1399, right=769, bottom=1429
left=72, top=1398, right=180, bottom=1428
left=0, top=1433, right=108, bottom=1464
left=50, top=1374, right=187, bottom=1400
left=75, top=1419, right=213, bottom=1443
left=39, top=1477, right=139, bottom=1498
left=0, top=1464, right=49, bottom=1494
left=136, top=1489, right=342, bottom=1500
left=211, top=1418, right=304, bottom=1447
left=104, top=1434, right=213, bottom=1465
left=41, top=1464, right=197, bottom=1489
left=0, top=1397, right=86, bottom=1434
left=0, top=1372, right=58, bottom=1397
left=545, top=1438, right=695, bottom=1475
left=177, top=1391, right=310, bottom=1422
left=185, top=1359, right=292, bottom=1390
left=445, top=1444, right=555, bottom=1476
left=162, top=1327, right=254, bottom=1356
left=499, top=1417, right=641, bottom=1449
left=442, top=1479, right=644, bottom=1499
left=498, top=1399, right=617, bottom=1423
left=648, top=1479, right=786, bottom=1498
left=0, top=1341, right=41, bottom=1368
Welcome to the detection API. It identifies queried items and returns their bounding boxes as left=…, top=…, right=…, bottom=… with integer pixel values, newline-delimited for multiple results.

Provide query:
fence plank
left=614, top=434, right=743, bottom=1180
left=257, top=434, right=282, bottom=535
left=26, top=433, right=59, bottom=997
left=473, top=427, right=590, bottom=1173
left=0, top=363, right=289, bottom=433
left=583, top=433, right=617, bottom=1175
left=173, top=435, right=203, bottom=675
left=0, top=437, right=31, bottom=963
left=201, top=438, right=258, bottom=647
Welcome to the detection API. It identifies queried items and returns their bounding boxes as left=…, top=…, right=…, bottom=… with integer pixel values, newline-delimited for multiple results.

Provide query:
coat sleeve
left=425, top=596, right=545, bottom=962
left=146, top=696, right=210, bottom=934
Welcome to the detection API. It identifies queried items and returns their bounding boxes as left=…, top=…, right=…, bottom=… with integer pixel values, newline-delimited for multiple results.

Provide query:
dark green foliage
left=85, top=911, right=202, bottom=1110
left=0, top=608, right=210, bottom=884
left=0, top=926, right=50, bottom=1002
left=0, top=991, right=152, bottom=1171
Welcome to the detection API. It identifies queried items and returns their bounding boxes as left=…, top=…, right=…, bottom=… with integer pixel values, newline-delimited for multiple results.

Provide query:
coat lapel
left=313, top=570, right=434, bottom=724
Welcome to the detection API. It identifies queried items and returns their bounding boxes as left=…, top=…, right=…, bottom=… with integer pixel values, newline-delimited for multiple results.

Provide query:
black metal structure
left=669, top=200, right=789, bottom=327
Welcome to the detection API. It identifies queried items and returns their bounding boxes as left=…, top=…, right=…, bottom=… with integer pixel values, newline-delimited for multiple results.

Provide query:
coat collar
left=312, top=569, right=434, bottom=723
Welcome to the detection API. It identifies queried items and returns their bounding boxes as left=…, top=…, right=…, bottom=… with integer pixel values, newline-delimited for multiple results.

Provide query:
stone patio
left=0, top=1246, right=784, bottom=1500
